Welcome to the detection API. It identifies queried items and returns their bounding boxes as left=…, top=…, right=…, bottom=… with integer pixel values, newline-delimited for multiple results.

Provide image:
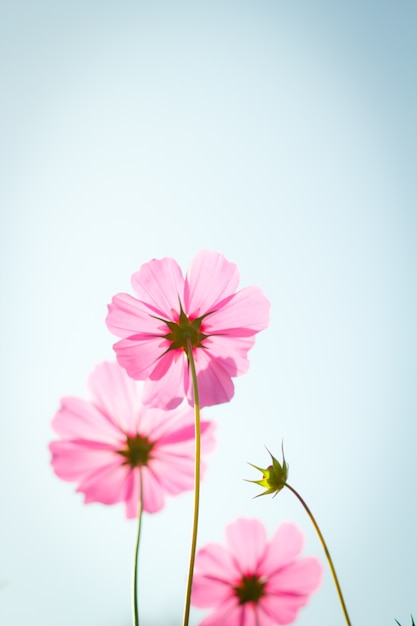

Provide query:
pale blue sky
left=1, top=1, right=416, bottom=625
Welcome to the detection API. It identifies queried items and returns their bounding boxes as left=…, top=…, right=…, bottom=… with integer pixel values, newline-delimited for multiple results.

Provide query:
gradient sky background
left=1, top=1, right=416, bottom=625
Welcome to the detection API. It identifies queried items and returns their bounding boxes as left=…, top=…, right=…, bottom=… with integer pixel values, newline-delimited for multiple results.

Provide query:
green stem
left=285, top=483, right=352, bottom=626
left=132, top=469, right=144, bottom=626
left=182, top=339, right=201, bottom=626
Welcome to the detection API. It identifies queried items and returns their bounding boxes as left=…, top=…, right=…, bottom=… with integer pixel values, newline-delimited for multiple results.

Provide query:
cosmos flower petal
left=150, top=426, right=216, bottom=495
left=143, top=351, right=188, bottom=409
left=207, top=286, right=271, bottom=335
left=260, top=523, right=304, bottom=575
left=106, top=293, right=162, bottom=338
left=268, top=558, right=322, bottom=595
left=225, top=518, right=267, bottom=572
left=156, top=417, right=215, bottom=447
left=260, top=593, right=310, bottom=625
left=87, top=361, right=140, bottom=433
left=140, top=467, right=165, bottom=513
left=123, top=470, right=139, bottom=518
left=131, top=257, right=185, bottom=318
left=194, top=543, right=240, bottom=590
left=51, top=397, right=121, bottom=441
left=50, top=441, right=118, bottom=481
left=197, top=597, right=242, bottom=626
left=190, top=349, right=235, bottom=408
left=241, top=604, right=260, bottom=626
left=184, top=250, right=240, bottom=317
left=202, top=335, right=256, bottom=376
left=192, top=576, right=233, bottom=609
left=113, top=336, right=170, bottom=380
left=149, top=456, right=194, bottom=494
left=151, top=433, right=216, bottom=496
left=77, top=460, right=131, bottom=505
left=136, top=401, right=192, bottom=440
left=255, top=605, right=280, bottom=626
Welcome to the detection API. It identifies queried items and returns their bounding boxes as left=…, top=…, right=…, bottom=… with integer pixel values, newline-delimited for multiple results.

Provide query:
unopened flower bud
left=247, top=446, right=288, bottom=497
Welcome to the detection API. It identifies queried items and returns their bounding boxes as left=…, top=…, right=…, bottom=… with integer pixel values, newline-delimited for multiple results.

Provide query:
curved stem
left=132, top=469, right=144, bottom=626
left=182, top=339, right=201, bottom=626
left=285, top=483, right=352, bottom=626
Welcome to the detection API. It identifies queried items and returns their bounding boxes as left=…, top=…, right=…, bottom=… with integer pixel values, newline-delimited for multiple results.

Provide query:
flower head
left=192, top=518, right=322, bottom=626
left=49, top=361, right=216, bottom=517
left=248, top=446, right=289, bottom=497
left=106, top=250, right=270, bottom=409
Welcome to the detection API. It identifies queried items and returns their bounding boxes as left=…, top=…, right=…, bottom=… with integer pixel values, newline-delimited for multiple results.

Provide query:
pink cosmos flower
left=106, top=250, right=270, bottom=409
left=192, top=518, right=322, bottom=626
left=49, top=361, right=216, bottom=517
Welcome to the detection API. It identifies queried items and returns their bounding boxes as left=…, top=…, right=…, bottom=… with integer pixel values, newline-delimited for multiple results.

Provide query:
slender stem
left=182, top=339, right=201, bottom=626
left=285, top=483, right=352, bottom=626
left=132, top=469, right=144, bottom=626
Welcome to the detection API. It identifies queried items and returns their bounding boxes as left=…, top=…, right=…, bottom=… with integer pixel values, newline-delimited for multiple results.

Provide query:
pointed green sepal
left=246, top=445, right=289, bottom=498
left=395, top=616, right=415, bottom=626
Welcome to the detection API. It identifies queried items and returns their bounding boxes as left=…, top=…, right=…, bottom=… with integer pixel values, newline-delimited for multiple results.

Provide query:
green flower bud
left=247, top=446, right=289, bottom=497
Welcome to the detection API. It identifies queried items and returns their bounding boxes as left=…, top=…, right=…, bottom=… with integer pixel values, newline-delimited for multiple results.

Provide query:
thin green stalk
left=132, top=469, right=144, bottom=626
left=285, top=483, right=352, bottom=626
left=182, top=339, right=201, bottom=626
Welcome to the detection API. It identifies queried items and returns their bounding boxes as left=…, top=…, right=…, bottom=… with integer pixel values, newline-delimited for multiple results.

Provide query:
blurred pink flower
left=50, top=361, right=216, bottom=517
left=106, top=250, right=270, bottom=409
left=192, top=518, right=322, bottom=626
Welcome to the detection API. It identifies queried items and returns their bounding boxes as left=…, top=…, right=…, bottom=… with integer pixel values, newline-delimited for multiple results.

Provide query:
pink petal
left=225, top=518, right=267, bottom=574
left=113, top=336, right=170, bottom=380
left=184, top=250, right=240, bottom=317
left=260, top=593, right=309, bottom=625
left=194, top=542, right=240, bottom=589
left=130, top=257, right=185, bottom=318
left=253, top=605, right=281, bottom=626
left=192, top=577, right=231, bottom=610
left=155, top=421, right=196, bottom=446
left=140, top=466, right=165, bottom=513
left=50, top=441, right=119, bottom=481
left=206, top=285, right=270, bottom=334
left=267, top=558, right=322, bottom=595
left=51, top=397, right=121, bottom=441
left=123, top=470, right=139, bottom=518
left=135, top=401, right=193, bottom=440
left=76, top=460, right=131, bottom=505
left=201, top=335, right=256, bottom=376
left=240, top=604, right=261, bottom=626
left=148, top=420, right=215, bottom=494
left=260, top=523, right=304, bottom=576
left=143, top=351, right=188, bottom=409
left=149, top=455, right=194, bottom=494
left=196, top=597, right=242, bottom=626
left=87, top=362, right=142, bottom=433
left=106, top=293, right=161, bottom=338
left=192, top=547, right=236, bottom=607
left=189, top=349, right=235, bottom=408
left=156, top=417, right=214, bottom=447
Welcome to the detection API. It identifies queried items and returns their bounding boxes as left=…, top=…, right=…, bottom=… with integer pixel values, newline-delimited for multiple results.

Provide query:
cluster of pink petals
left=106, top=250, right=270, bottom=409
left=192, top=518, right=322, bottom=626
left=50, top=361, right=216, bottom=517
